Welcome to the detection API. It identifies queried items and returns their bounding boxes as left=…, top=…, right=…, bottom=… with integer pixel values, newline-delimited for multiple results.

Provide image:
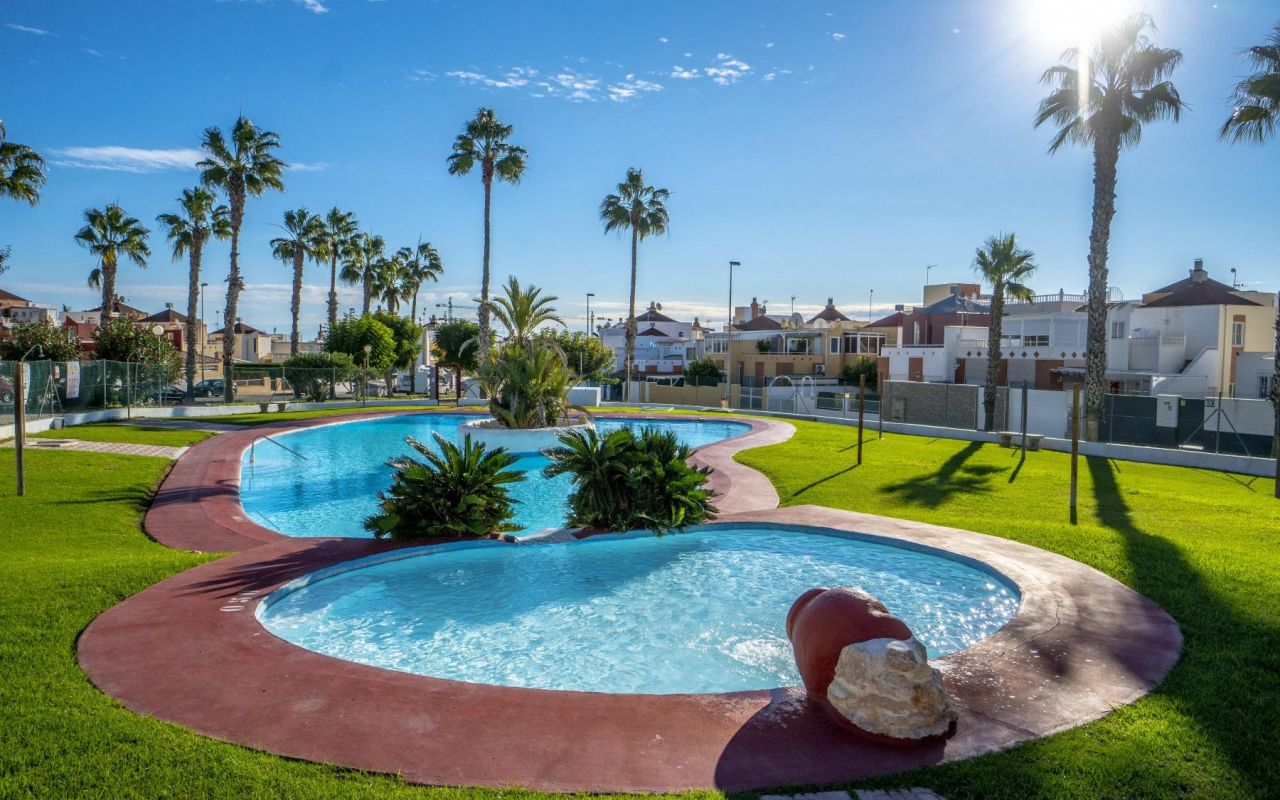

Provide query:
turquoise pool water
left=239, top=414, right=751, bottom=538
left=258, top=526, right=1020, bottom=694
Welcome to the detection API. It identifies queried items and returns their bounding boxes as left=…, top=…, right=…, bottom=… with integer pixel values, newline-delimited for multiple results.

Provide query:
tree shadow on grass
left=882, top=441, right=1005, bottom=508
left=1083, top=455, right=1277, bottom=797
left=793, top=463, right=859, bottom=498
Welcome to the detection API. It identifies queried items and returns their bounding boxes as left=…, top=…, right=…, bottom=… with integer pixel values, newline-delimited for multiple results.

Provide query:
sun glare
left=1024, top=0, right=1147, bottom=52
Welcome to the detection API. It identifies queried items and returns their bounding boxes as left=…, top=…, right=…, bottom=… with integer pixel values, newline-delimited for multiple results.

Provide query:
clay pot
left=786, top=586, right=912, bottom=698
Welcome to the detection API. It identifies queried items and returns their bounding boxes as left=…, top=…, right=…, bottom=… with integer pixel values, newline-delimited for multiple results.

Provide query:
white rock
left=826, top=637, right=956, bottom=740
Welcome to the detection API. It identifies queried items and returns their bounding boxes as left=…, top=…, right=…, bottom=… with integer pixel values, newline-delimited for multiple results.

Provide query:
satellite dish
left=655, top=302, right=663, bottom=310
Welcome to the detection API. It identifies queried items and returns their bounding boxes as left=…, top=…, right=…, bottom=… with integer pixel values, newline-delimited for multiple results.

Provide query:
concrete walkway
left=6, top=438, right=187, bottom=459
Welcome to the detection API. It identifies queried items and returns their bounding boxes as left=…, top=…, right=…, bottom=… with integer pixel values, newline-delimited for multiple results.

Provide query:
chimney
left=750, top=297, right=760, bottom=319
left=1191, top=258, right=1207, bottom=282
left=826, top=297, right=834, bottom=307
left=166, top=302, right=174, bottom=310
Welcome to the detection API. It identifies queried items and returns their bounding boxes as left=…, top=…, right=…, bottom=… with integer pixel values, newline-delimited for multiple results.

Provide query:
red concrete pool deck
left=78, top=409, right=1182, bottom=793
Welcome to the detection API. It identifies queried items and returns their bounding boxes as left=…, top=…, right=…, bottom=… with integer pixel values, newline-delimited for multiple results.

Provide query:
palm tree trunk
left=328, top=253, right=339, bottom=334
left=625, top=227, right=638, bottom=404
left=411, top=291, right=418, bottom=325
left=1271, top=292, right=1278, bottom=486
left=290, top=250, right=303, bottom=358
left=984, top=288, right=1004, bottom=431
left=1084, top=132, right=1121, bottom=441
left=100, top=263, right=116, bottom=321
left=478, top=174, right=493, bottom=360
left=184, top=243, right=202, bottom=401
left=223, top=191, right=244, bottom=404
left=362, top=267, right=371, bottom=316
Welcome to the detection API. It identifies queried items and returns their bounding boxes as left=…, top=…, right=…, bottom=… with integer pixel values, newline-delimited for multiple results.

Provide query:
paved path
left=7, top=438, right=186, bottom=459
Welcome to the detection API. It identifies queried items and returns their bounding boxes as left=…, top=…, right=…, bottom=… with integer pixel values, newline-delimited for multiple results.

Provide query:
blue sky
left=1, top=0, right=1277, bottom=335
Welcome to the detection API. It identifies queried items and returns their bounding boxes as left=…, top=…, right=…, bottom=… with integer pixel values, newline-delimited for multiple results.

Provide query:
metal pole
left=14, top=362, right=26, bottom=496
left=1215, top=391, right=1223, bottom=454
left=857, top=374, right=866, bottom=466
left=1021, top=381, right=1029, bottom=459
left=728, top=261, right=739, bottom=331
left=1070, top=384, right=1080, bottom=517
left=586, top=292, right=594, bottom=335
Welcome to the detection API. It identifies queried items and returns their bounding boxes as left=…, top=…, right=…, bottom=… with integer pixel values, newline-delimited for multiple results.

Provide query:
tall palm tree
left=600, top=167, right=670, bottom=402
left=156, top=188, right=231, bottom=398
left=1220, top=21, right=1280, bottom=475
left=1035, top=14, right=1183, bottom=438
left=973, top=233, right=1037, bottom=431
left=0, top=120, right=46, bottom=206
left=397, top=240, right=444, bottom=323
left=314, top=207, right=360, bottom=334
left=270, top=208, right=323, bottom=357
left=447, top=108, right=527, bottom=359
left=341, top=232, right=385, bottom=314
left=74, top=204, right=151, bottom=320
left=485, top=275, right=564, bottom=345
left=197, top=116, right=287, bottom=402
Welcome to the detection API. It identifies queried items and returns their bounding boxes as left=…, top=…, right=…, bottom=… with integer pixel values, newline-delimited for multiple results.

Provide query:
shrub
left=839, top=356, right=878, bottom=392
left=478, top=342, right=577, bottom=429
left=542, top=427, right=715, bottom=534
left=325, top=315, right=396, bottom=371
left=0, top=322, right=80, bottom=362
left=364, top=433, right=525, bottom=540
left=282, top=352, right=355, bottom=402
left=683, top=357, right=722, bottom=387
left=92, top=316, right=181, bottom=383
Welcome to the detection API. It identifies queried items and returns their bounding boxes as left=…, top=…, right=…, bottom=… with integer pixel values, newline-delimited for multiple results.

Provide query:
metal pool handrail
left=250, top=434, right=309, bottom=464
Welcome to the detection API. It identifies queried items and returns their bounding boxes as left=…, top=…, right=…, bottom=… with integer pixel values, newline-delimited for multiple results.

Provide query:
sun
left=1023, top=0, right=1150, bottom=52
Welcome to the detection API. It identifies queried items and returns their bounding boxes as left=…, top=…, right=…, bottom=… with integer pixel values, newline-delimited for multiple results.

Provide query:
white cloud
left=705, top=54, right=752, bottom=85
left=764, top=42, right=774, bottom=48
left=406, top=68, right=435, bottom=83
left=658, top=36, right=668, bottom=43
left=289, top=162, right=329, bottom=172
left=4, top=22, right=54, bottom=36
left=82, top=47, right=103, bottom=57
left=669, top=65, right=700, bottom=80
left=607, top=75, right=663, bottom=102
left=831, top=32, right=846, bottom=41
left=295, top=0, right=329, bottom=13
left=682, top=51, right=692, bottom=58
left=49, top=146, right=205, bottom=173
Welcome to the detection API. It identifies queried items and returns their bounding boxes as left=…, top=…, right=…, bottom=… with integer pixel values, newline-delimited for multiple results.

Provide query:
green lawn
left=1, top=410, right=1277, bottom=799
left=31, top=422, right=215, bottom=448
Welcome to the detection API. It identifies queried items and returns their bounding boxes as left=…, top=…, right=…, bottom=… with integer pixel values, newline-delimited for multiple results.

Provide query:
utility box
left=1154, top=394, right=1178, bottom=446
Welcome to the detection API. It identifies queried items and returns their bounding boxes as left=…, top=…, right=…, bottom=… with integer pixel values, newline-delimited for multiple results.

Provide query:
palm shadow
left=882, top=441, right=1005, bottom=508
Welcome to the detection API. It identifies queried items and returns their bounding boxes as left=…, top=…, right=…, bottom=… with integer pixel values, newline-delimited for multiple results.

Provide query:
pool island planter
left=457, top=416, right=594, bottom=455
left=80, top=409, right=1182, bottom=793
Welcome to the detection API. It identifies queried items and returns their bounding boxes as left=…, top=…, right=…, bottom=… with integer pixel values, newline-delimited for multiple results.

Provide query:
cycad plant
left=973, top=233, right=1037, bottom=431
left=364, top=433, right=524, bottom=540
left=156, top=188, right=231, bottom=398
left=478, top=342, right=577, bottom=429
left=1035, top=14, right=1183, bottom=437
left=270, top=208, right=323, bottom=358
left=75, top=204, right=151, bottom=319
left=484, top=275, right=563, bottom=345
left=198, top=116, right=286, bottom=402
left=600, top=168, right=670, bottom=402
left=543, top=427, right=715, bottom=534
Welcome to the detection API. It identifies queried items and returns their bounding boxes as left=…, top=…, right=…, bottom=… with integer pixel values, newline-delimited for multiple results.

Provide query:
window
left=1231, top=321, right=1245, bottom=347
left=1023, top=335, right=1050, bottom=347
left=830, top=336, right=841, bottom=354
left=1262, top=375, right=1275, bottom=400
left=1110, top=321, right=1126, bottom=339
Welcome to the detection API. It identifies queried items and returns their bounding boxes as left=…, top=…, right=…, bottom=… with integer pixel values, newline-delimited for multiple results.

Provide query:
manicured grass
left=31, top=422, right=215, bottom=448
left=736, top=422, right=1279, bottom=800
left=199, top=404, right=445, bottom=426
left=2, top=410, right=1277, bottom=798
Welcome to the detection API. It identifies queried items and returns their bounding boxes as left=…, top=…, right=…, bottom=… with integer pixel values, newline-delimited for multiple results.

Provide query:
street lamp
left=585, top=292, right=595, bottom=336
left=868, top=288, right=874, bottom=321
left=362, top=343, right=372, bottom=407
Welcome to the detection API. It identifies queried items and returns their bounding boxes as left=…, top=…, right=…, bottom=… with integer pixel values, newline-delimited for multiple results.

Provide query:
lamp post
left=869, top=288, right=875, bottom=321
left=200, top=282, right=209, bottom=387
left=585, top=292, right=595, bottom=336
left=13, top=344, right=43, bottom=496
left=926, top=263, right=936, bottom=286
left=362, top=343, right=372, bottom=408
left=150, top=324, right=166, bottom=405
left=727, top=261, right=740, bottom=330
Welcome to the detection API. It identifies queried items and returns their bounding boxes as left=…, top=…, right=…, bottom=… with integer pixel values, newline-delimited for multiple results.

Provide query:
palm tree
left=74, top=204, right=151, bottom=320
left=447, top=108, right=527, bottom=359
left=341, top=232, right=385, bottom=314
left=270, top=208, right=323, bottom=357
left=371, top=252, right=406, bottom=314
left=156, top=188, right=231, bottom=398
left=973, top=233, right=1037, bottom=431
left=485, top=275, right=564, bottom=345
left=197, top=116, right=287, bottom=402
left=1220, top=21, right=1280, bottom=475
left=397, top=240, right=444, bottom=323
left=1035, top=14, right=1183, bottom=438
left=0, top=120, right=46, bottom=206
left=600, top=167, right=670, bottom=402
left=314, top=207, right=360, bottom=334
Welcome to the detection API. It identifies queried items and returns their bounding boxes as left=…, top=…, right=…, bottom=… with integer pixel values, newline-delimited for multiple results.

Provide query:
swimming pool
left=258, top=525, right=1020, bottom=694
left=239, top=414, right=751, bottom=538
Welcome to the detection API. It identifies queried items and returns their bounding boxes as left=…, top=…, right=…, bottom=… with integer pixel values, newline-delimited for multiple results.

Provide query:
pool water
left=258, top=526, right=1020, bottom=694
left=239, top=414, right=751, bottom=538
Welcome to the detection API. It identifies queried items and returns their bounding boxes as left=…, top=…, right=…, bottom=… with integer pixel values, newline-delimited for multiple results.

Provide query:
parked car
left=192, top=379, right=236, bottom=399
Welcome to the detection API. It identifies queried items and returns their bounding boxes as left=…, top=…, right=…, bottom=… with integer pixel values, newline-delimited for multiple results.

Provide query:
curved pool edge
left=144, top=408, right=793, bottom=553
left=78, top=503, right=1182, bottom=793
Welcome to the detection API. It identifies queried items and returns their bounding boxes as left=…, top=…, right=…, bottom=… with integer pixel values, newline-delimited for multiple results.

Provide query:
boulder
left=786, top=586, right=956, bottom=743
